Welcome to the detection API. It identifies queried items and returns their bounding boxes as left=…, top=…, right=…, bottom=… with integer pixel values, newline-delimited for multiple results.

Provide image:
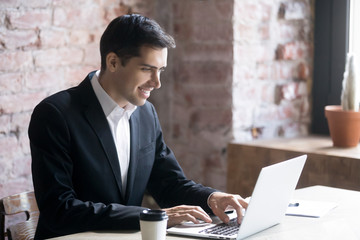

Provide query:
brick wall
left=0, top=0, right=314, bottom=200
left=0, top=0, right=153, bottom=198
left=152, top=0, right=314, bottom=190
left=232, top=0, right=313, bottom=143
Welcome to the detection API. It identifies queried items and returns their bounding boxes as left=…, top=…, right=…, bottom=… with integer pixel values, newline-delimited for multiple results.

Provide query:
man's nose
left=152, top=71, right=161, bottom=89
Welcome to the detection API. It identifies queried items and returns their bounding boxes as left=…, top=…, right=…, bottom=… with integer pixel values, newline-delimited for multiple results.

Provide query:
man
left=29, top=14, right=247, bottom=239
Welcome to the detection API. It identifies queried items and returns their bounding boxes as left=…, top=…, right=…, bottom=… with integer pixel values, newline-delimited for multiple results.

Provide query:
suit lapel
left=79, top=75, right=124, bottom=200
left=125, top=112, right=140, bottom=202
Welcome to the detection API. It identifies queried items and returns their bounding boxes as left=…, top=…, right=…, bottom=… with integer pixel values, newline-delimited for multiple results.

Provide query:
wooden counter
left=227, top=135, right=360, bottom=196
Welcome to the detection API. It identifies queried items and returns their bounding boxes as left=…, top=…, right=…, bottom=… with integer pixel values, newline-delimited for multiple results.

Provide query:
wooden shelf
left=227, top=135, right=360, bottom=197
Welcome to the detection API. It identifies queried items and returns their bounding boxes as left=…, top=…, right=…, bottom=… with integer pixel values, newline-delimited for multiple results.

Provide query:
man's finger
left=164, top=205, right=212, bottom=227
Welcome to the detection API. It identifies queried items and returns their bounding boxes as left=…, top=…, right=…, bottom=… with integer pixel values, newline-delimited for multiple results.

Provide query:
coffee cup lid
left=140, top=209, right=168, bottom=221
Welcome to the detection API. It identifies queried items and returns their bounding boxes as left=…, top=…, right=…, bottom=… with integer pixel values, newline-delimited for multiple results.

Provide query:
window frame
left=311, top=0, right=350, bottom=134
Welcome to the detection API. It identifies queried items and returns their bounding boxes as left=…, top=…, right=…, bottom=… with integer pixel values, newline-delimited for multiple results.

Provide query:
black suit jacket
left=29, top=72, right=216, bottom=239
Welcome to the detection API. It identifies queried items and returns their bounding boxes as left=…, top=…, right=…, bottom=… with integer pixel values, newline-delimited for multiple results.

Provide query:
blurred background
left=0, top=0, right=315, bottom=196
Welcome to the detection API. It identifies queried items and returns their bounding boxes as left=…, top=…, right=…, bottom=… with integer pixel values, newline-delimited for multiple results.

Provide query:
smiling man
left=28, top=14, right=247, bottom=240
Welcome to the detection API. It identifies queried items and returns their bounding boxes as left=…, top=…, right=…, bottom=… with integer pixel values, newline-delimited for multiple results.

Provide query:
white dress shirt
left=90, top=70, right=137, bottom=196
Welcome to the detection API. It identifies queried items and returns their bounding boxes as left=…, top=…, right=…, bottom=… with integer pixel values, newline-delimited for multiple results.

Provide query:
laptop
left=167, top=154, right=307, bottom=240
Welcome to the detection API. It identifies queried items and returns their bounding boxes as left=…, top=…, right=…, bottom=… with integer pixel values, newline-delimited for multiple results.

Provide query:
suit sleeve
left=145, top=104, right=217, bottom=212
left=29, top=101, right=146, bottom=239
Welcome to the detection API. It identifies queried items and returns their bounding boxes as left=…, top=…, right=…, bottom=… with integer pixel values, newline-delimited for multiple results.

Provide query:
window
left=312, top=0, right=350, bottom=134
left=349, top=0, right=360, bottom=58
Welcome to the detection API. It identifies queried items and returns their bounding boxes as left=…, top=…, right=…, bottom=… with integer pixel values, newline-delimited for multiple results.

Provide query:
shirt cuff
left=207, top=192, right=217, bottom=209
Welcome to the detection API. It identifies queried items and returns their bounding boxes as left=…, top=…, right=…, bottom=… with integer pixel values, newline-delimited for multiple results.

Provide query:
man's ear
left=106, top=52, right=119, bottom=72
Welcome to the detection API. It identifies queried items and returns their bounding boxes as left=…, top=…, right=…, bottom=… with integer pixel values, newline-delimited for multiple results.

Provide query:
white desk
left=50, top=186, right=360, bottom=240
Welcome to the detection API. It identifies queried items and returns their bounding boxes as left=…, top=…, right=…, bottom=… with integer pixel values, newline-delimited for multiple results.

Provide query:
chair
left=0, top=191, right=39, bottom=240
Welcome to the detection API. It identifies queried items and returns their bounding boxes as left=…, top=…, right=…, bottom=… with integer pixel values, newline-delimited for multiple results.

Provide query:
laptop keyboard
left=199, top=218, right=239, bottom=236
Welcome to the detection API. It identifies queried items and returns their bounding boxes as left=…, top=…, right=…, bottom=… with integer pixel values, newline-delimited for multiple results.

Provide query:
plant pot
left=325, top=105, right=360, bottom=147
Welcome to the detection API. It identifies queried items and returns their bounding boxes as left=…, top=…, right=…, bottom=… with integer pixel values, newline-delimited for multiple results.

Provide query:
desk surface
left=49, top=185, right=360, bottom=240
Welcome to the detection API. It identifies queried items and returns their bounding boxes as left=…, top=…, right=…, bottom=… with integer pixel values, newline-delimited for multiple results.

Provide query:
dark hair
left=100, top=14, right=176, bottom=70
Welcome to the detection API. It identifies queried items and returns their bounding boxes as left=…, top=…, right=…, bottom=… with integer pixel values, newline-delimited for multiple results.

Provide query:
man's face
left=107, top=46, right=168, bottom=108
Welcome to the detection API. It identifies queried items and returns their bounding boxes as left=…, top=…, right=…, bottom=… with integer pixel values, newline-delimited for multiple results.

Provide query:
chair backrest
left=0, top=191, right=39, bottom=240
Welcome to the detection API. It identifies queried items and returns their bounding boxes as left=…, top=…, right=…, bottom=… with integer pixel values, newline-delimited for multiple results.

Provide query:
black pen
left=288, top=202, right=300, bottom=207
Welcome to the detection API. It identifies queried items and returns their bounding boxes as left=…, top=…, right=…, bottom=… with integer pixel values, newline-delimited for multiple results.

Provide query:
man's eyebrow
left=140, top=63, right=166, bottom=70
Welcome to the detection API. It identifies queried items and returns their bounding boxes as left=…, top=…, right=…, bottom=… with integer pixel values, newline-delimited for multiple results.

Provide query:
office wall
left=151, top=0, right=314, bottom=190
left=0, top=0, right=155, bottom=197
left=0, top=0, right=314, bottom=197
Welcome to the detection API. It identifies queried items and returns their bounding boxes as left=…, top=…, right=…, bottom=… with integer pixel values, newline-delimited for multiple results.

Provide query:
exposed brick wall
left=170, top=0, right=235, bottom=189
left=232, top=0, right=313, bottom=145
left=153, top=0, right=314, bottom=190
left=0, top=0, right=314, bottom=202
left=0, top=0, right=153, bottom=198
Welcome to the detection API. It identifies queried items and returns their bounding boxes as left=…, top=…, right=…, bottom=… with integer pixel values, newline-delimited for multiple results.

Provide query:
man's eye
left=141, top=68, right=151, bottom=71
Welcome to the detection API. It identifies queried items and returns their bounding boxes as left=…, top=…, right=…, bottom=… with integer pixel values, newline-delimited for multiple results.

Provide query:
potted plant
left=325, top=53, right=360, bottom=147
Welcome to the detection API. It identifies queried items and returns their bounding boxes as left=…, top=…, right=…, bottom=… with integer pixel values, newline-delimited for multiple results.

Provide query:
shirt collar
left=90, top=70, right=137, bottom=120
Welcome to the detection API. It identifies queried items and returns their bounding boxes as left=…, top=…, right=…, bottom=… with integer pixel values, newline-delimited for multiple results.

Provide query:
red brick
left=25, top=69, right=64, bottom=90
left=22, top=0, right=49, bottom=7
left=279, top=122, right=309, bottom=138
left=234, top=64, right=256, bottom=80
left=254, top=104, right=279, bottom=122
left=6, top=9, right=52, bottom=29
left=257, top=62, right=297, bottom=81
left=40, top=28, right=67, bottom=48
left=260, top=3, right=273, bottom=22
left=34, top=48, right=84, bottom=68
left=234, top=2, right=269, bottom=23
left=0, top=115, right=11, bottom=134
left=260, top=82, right=277, bottom=103
left=0, top=92, right=47, bottom=114
left=234, top=45, right=263, bottom=63
left=256, top=44, right=275, bottom=63
left=281, top=1, right=310, bottom=20
left=69, top=30, right=96, bottom=45
left=173, top=0, right=233, bottom=22
left=234, top=22, right=258, bottom=41
left=0, top=29, right=39, bottom=50
left=0, top=135, right=19, bottom=160
left=0, top=177, right=33, bottom=199
left=0, top=0, right=21, bottom=9
left=64, top=66, right=96, bottom=87
left=300, top=97, right=311, bottom=118
left=12, top=155, right=32, bottom=177
left=53, top=6, right=104, bottom=29
left=214, top=0, right=234, bottom=21
left=175, top=42, right=233, bottom=62
left=232, top=105, right=254, bottom=128
left=19, top=134, right=30, bottom=155
left=258, top=23, right=270, bottom=40
left=297, top=62, right=311, bottom=80
left=174, top=61, right=232, bottom=85
left=278, top=22, right=301, bottom=41
left=276, top=42, right=310, bottom=60
left=103, top=2, right=134, bottom=22
left=82, top=43, right=101, bottom=67
left=188, top=108, right=232, bottom=133
left=280, top=81, right=308, bottom=101
left=0, top=72, right=22, bottom=93
left=10, top=112, right=32, bottom=133
left=0, top=51, right=33, bottom=72
left=233, top=80, right=261, bottom=103
left=279, top=100, right=303, bottom=120
left=253, top=63, right=271, bottom=80
left=175, top=19, right=233, bottom=43
left=175, top=84, right=232, bottom=109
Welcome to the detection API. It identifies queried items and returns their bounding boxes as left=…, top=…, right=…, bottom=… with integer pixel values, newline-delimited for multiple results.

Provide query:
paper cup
left=140, top=209, right=168, bottom=240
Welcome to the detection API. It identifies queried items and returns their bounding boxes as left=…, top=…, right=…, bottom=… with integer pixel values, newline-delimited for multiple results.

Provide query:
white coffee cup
left=140, top=209, right=168, bottom=240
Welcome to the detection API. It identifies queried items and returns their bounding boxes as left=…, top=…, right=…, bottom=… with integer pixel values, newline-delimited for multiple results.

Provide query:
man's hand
left=208, top=192, right=248, bottom=224
left=163, top=205, right=212, bottom=228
